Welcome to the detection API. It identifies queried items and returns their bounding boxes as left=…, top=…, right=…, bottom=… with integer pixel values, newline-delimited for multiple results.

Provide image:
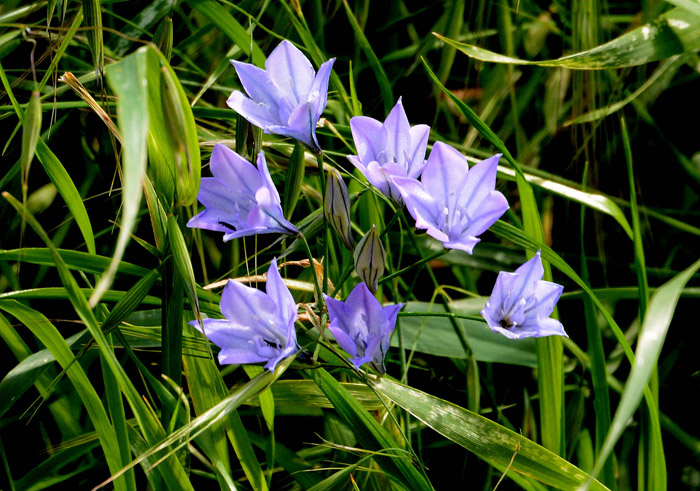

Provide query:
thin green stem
left=379, top=249, right=448, bottom=285
left=298, top=231, right=324, bottom=308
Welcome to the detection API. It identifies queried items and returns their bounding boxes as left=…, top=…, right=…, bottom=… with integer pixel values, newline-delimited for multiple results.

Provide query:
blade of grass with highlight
left=620, top=115, right=664, bottom=491
left=310, top=367, right=434, bottom=491
left=371, top=377, right=611, bottom=491
left=423, top=58, right=564, bottom=455
left=590, top=257, right=700, bottom=485
left=434, top=7, right=700, bottom=69
left=0, top=300, right=128, bottom=491
left=90, top=47, right=150, bottom=307
left=2, top=192, right=195, bottom=490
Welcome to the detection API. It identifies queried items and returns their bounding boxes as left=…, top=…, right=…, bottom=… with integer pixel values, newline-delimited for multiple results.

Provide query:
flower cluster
left=190, top=39, right=567, bottom=375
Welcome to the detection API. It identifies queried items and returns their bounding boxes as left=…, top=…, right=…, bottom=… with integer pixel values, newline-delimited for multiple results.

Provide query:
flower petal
left=219, top=280, right=281, bottom=343
left=229, top=61, right=285, bottom=115
left=460, top=154, right=502, bottom=215
left=461, top=190, right=509, bottom=238
left=308, top=58, right=335, bottom=122
left=407, top=124, right=430, bottom=178
left=383, top=99, right=411, bottom=165
left=227, top=91, right=280, bottom=129
left=350, top=116, right=386, bottom=164
left=265, top=40, right=315, bottom=105
left=209, top=144, right=261, bottom=196
left=265, top=258, right=297, bottom=330
left=421, top=142, right=469, bottom=217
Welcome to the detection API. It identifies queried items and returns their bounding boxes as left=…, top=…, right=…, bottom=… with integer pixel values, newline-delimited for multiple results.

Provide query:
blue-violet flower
left=186, top=144, right=298, bottom=240
left=392, top=142, right=509, bottom=254
left=348, top=98, right=430, bottom=203
left=323, top=283, right=403, bottom=375
left=481, top=251, right=567, bottom=339
left=227, top=40, right=335, bottom=153
left=191, top=258, right=299, bottom=370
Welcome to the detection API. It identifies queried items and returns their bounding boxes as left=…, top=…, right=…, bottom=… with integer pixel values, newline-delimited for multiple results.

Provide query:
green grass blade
left=2, top=193, right=194, bottom=489
left=90, top=46, right=150, bottom=306
left=372, top=377, right=611, bottom=491
left=590, top=257, right=700, bottom=483
left=341, top=0, right=394, bottom=112
left=184, top=0, right=265, bottom=66
left=0, top=301, right=127, bottom=491
left=434, top=7, right=700, bottom=68
left=310, top=367, right=434, bottom=491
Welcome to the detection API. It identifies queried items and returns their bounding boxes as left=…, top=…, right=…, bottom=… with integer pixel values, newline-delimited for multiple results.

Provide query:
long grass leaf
left=434, top=8, right=700, bottom=68
left=310, top=367, right=434, bottom=491
left=90, top=47, right=150, bottom=306
left=372, top=377, right=610, bottom=491
left=590, top=257, right=700, bottom=483
left=0, top=301, right=127, bottom=491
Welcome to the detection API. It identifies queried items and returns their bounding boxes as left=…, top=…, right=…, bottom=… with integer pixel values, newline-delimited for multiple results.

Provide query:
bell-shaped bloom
left=323, top=283, right=403, bottom=375
left=324, top=168, right=355, bottom=250
left=392, top=142, right=509, bottom=254
left=347, top=98, right=430, bottom=203
left=480, top=251, right=567, bottom=340
left=191, top=258, right=299, bottom=370
left=227, top=40, right=335, bottom=154
left=187, top=144, right=298, bottom=241
left=353, top=225, right=385, bottom=294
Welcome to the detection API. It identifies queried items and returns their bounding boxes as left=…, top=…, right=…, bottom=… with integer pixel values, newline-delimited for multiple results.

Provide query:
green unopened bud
left=324, top=168, right=354, bottom=250
left=353, top=225, right=385, bottom=294
left=153, top=15, right=173, bottom=60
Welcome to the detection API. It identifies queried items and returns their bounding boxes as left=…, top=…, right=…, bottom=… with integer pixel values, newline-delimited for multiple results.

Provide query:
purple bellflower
left=481, top=251, right=567, bottom=340
left=323, top=283, right=403, bottom=375
left=227, top=40, right=335, bottom=154
left=191, top=258, right=299, bottom=370
left=187, top=144, right=298, bottom=240
left=347, top=98, right=430, bottom=203
left=392, top=142, right=509, bottom=254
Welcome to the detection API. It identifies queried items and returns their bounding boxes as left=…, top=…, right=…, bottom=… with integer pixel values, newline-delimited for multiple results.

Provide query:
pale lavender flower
left=481, top=251, right=567, bottom=340
left=227, top=40, right=335, bottom=153
left=186, top=144, right=298, bottom=240
left=323, top=283, right=403, bottom=375
left=392, top=142, right=509, bottom=254
left=348, top=98, right=430, bottom=203
left=191, top=258, right=299, bottom=370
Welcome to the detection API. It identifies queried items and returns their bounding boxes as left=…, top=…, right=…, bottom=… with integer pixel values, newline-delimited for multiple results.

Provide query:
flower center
left=499, top=318, right=515, bottom=330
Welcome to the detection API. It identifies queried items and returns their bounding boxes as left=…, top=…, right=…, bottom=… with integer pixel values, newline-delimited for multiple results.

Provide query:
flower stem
left=378, top=248, right=448, bottom=285
left=316, top=151, right=329, bottom=296
left=298, top=231, right=324, bottom=309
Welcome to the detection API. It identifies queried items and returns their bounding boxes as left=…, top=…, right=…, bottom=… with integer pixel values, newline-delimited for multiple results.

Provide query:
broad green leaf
left=91, top=46, right=150, bottom=307
left=310, top=367, right=434, bottom=491
left=372, top=377, right=611, bottom=491
left=435, top=7, right=700, bottom=69
left=590, top=257, right=700, bottom=483
left=0, top=248, right=149, bottom=277
left=396, top=301, right=537, bottom=367
left=247, top=379, right=385, bottom=410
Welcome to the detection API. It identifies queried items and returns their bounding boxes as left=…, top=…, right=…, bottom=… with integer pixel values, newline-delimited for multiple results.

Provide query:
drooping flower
left=347, top=98, right=430, bottom=203
left=323, top=283, right=403, bottom=375
left=480, top=251, right=567, bottom=340
left=324, top=168, right=355, bottom=250
left=227, top=40, right=335, bottom=154
left=186, top=144, right=298, bottom=240
left=392, top=142, right=509, bottom=254
left=191, top=258, right=299, bottom=370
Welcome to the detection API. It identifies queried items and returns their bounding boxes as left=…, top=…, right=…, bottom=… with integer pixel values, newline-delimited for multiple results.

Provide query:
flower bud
left=324, top=169, right=354, bottom=250
left=353, top=225, right=385, bottom=294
